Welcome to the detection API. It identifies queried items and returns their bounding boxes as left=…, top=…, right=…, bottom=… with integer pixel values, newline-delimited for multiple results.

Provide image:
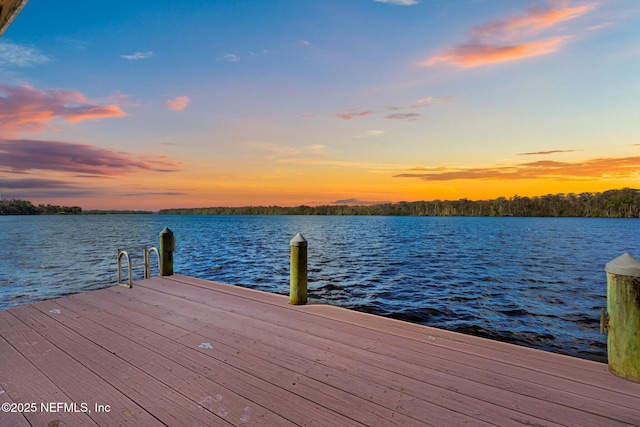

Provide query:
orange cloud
left=424, top=1, right=597, bottom=67
left=472, top=2, right=597, bottom=38
left=64, top=105, right=129, bottom=123
left=0, top=83, right=126, bottom=134
left=165, top=95, right=190, bottom=111
left=425, top=36, right=569, bottom=67
left=394, top=156, right=640, bottom=181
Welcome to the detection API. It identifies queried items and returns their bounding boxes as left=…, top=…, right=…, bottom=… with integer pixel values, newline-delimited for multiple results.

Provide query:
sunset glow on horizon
left=1, top=0, right=639, bottom=210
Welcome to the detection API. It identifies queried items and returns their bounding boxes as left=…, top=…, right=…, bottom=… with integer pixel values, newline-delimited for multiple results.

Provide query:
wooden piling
left=290, top=233, right=308, bottom=305
left=604, top=253, right=640, bottom=383
left=159, top=228, right=175, bottom=276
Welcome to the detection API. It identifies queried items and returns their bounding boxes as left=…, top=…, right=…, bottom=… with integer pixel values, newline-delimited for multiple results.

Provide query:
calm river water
left=2, top=214, right=639, bottom=362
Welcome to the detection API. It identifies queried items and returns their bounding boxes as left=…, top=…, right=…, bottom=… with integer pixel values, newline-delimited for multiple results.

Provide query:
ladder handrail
left=117, top=246, right=161, bottom=288
left=145, top=247, right=161, bottom=279
left=117, top=250, right=133, bottom=288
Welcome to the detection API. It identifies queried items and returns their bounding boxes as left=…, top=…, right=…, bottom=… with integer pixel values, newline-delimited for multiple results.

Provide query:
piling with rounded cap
left=159, top=227, right=176, bottom=276
left=604, top=253, right=640, bottom=382
left=290, top=233, right=308, bottom=305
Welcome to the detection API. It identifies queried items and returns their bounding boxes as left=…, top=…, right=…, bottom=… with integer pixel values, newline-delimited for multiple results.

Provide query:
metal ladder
left=117, top=245, right=160, bottom=288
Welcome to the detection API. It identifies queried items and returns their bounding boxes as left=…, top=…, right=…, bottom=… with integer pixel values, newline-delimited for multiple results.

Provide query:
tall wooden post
left=290, top=233, right=308, bottom=305
left=604, top=253, right=640, bottom=383
left=159, top=227, right=175, bottom=276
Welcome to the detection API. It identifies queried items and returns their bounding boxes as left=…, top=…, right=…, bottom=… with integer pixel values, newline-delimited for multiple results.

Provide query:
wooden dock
left=1, top=275, right=639, bottom=426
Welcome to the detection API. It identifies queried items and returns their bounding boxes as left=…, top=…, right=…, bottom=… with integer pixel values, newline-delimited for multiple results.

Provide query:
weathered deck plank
left=0, top=383, right=28, bottom=427
left=10, top=305, right=240, bottom=426
left=0, top=311, right=152, bottom=425
left=97, top=281, right=566, bottom=426
left=136, top=275, right=640, bottom=425
left=36, top=297, right=363, bottom=427
left=66, top=283, right=493, bottom=426
left=1, top=274, right=639, bottom=426
left=167, top=275, right=640, bottom=394
left=60, top=283, right=453, bottom=426
left=0, top=333, right=73, bottom=427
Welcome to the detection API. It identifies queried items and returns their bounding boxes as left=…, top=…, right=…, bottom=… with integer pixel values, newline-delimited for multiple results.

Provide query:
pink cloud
left=424, top=1, right=597, bottom=67
left=334, top=110, right=375, bottom=120
left=0, top=83, right=127, bottom=135
left=165, top=96, right=190, bottom=111
left=0, top=139, right=182, bottom=175
left=385, top=113, right=422, bottom=121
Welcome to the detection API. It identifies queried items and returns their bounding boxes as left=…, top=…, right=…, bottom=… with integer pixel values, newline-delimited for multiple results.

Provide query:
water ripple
left=2, top=215, right=640, bottom=363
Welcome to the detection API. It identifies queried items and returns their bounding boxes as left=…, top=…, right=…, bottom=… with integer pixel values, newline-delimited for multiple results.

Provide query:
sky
left=0, top=0, right=639, bottom=210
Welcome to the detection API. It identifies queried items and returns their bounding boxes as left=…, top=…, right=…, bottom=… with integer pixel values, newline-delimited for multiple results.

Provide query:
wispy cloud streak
left=384, top=95, right=452, bottom=111
left=326, top=95, right=451, bottom=122
left=386, top=113, right=422, bottom=121
left=426, top=36, right=570, bottom=67
left=0, top=42, right=50, bottom=67
left=394, top=156, right=640, bottom=181
left=120, top=51, right=154, bottom=60
left=0, top=178, right=97, bottom=199
left=518, top=149, right=576, bottom=155
left=0, top=178, right=82, bottom=189
left=218, top=52, right=240, bottom=62
left=0, top=139, right=182, bottom=175
left=374, top=0, right=418, bottom=5
left=335, top=110, right=375, bottom=120
left=471, top=3, right=597, bottom=37
left=424, top=1, right=597, bottom=67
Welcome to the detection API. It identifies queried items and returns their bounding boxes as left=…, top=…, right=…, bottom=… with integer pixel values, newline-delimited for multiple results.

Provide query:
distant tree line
left=159, top=188, right=640, bottom=218
left=4, top=188, right=640, bottom=217
left=0, top=199, right=156, bottom=215
left=0, top=199, right=82, bottom=215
